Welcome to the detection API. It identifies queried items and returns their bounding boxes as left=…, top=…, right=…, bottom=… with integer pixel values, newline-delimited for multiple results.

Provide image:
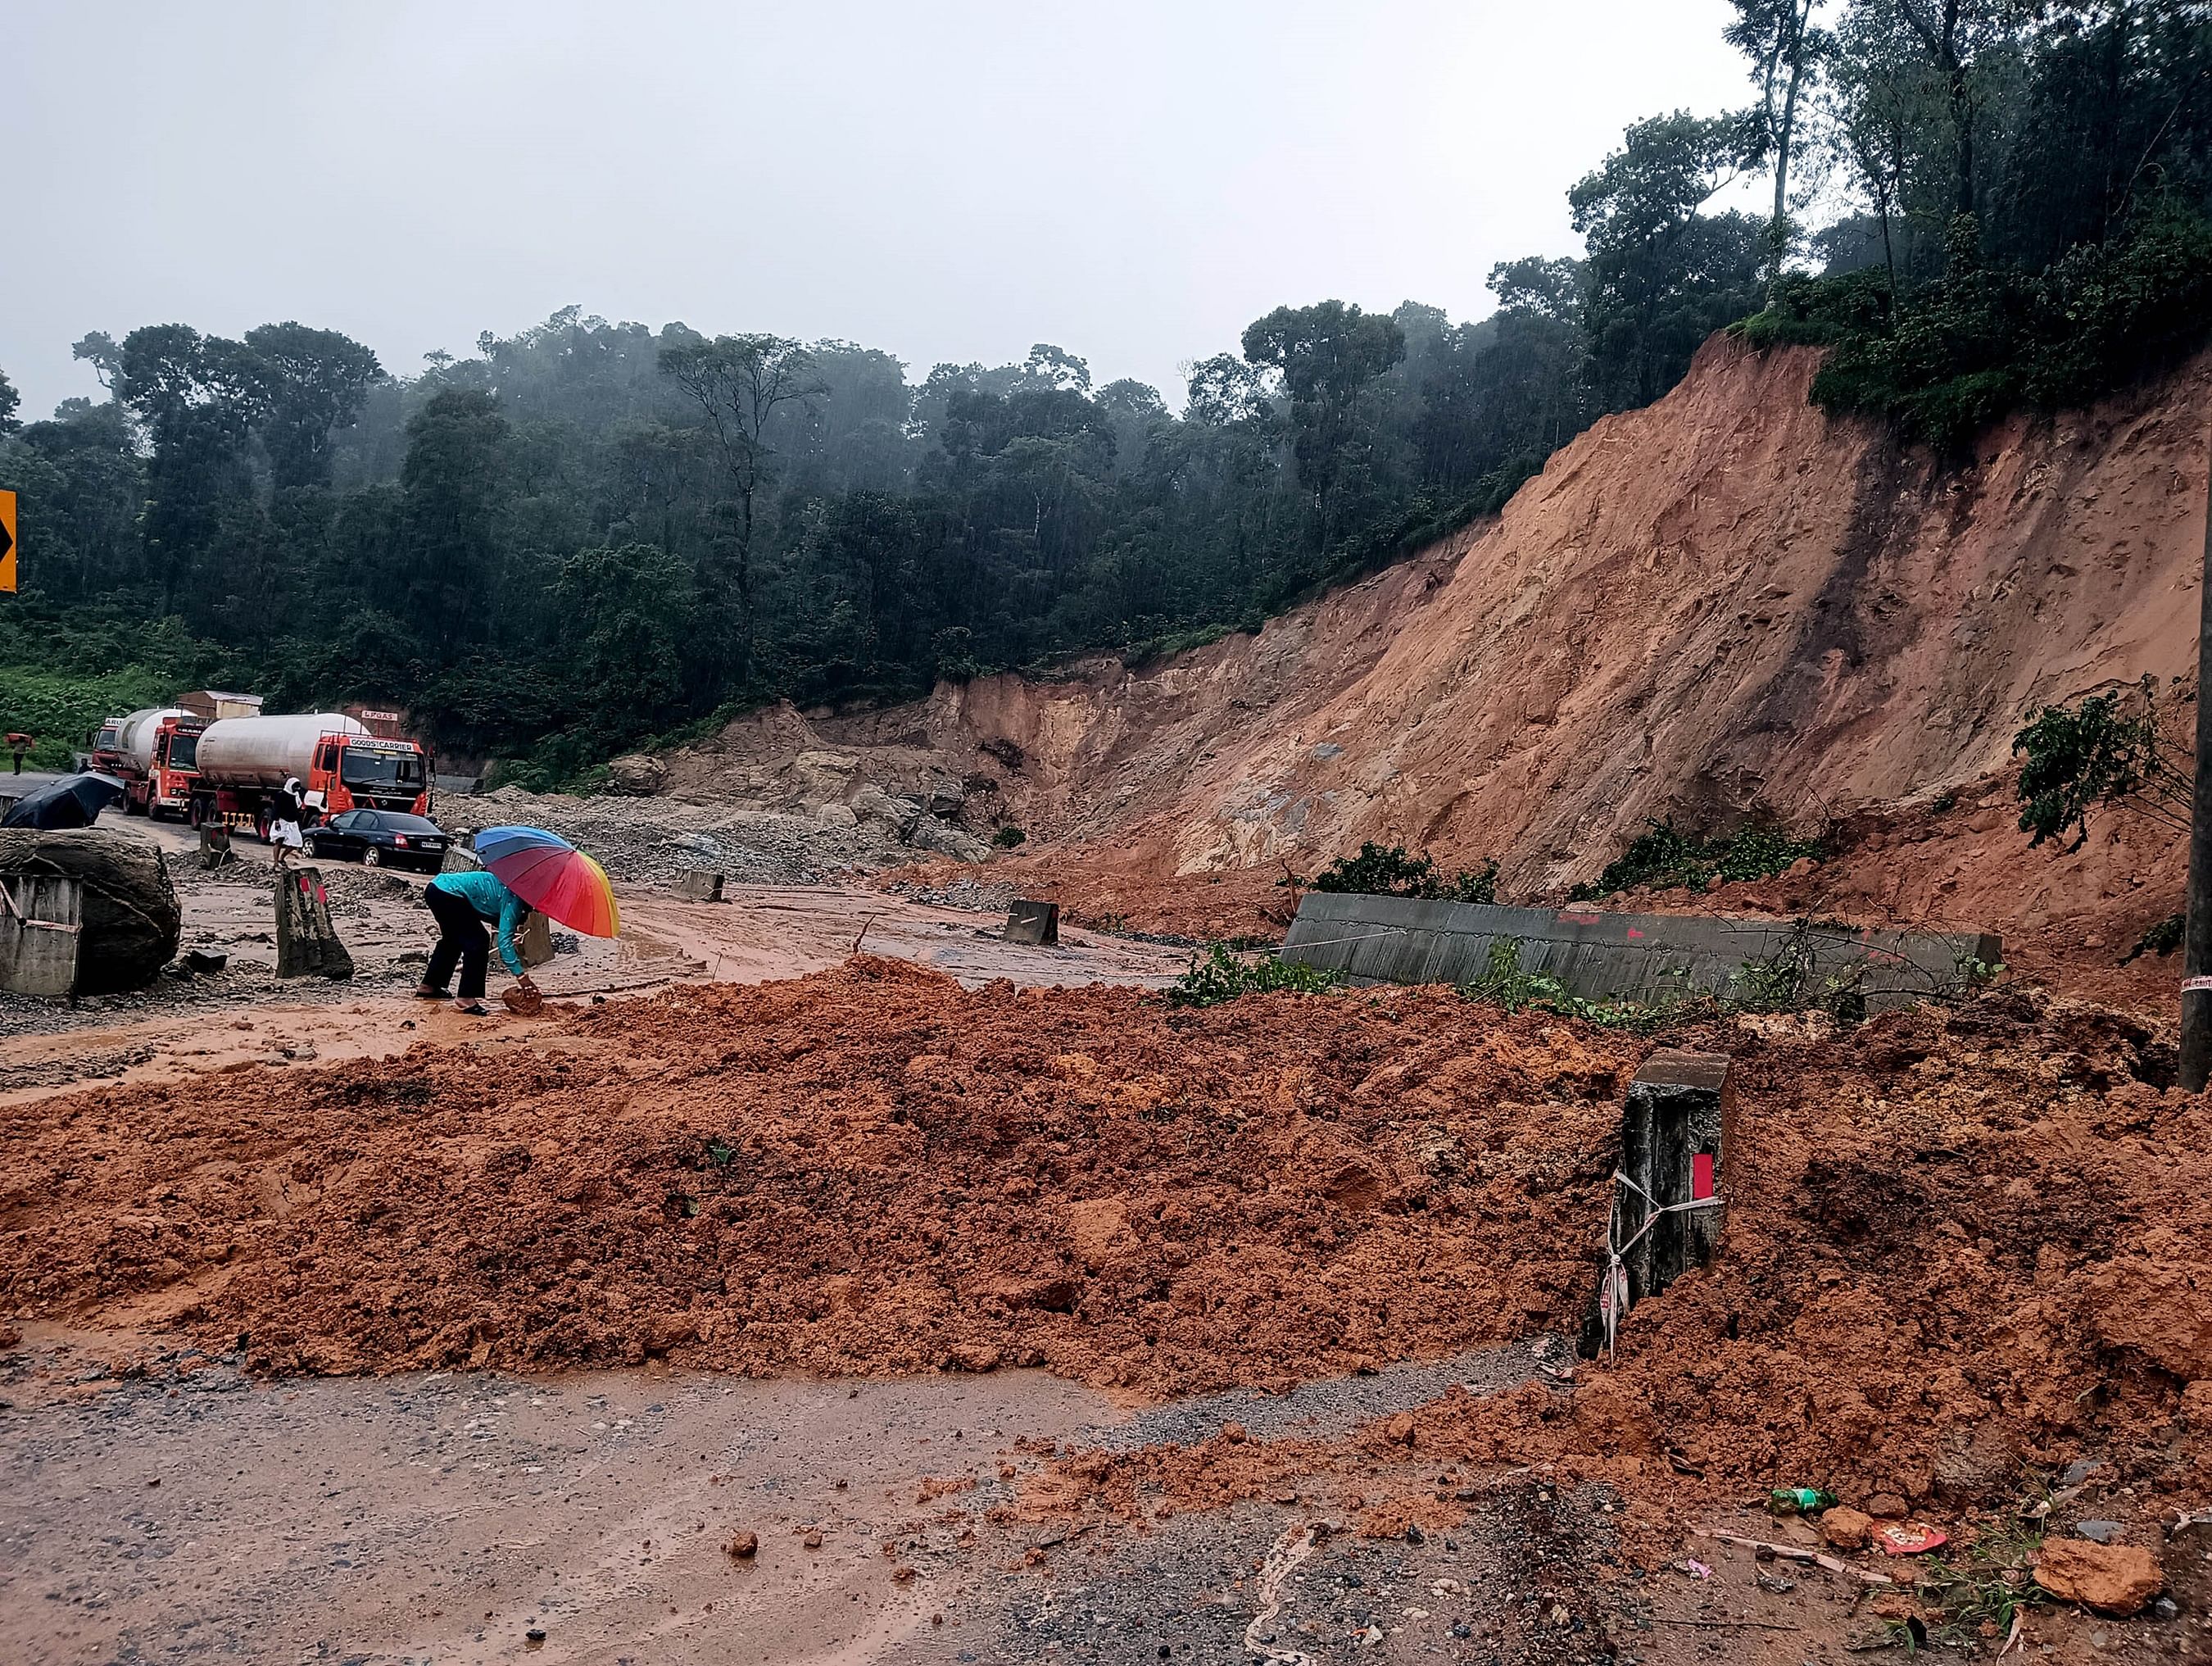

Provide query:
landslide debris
left=0, top=960, right=1636, bottom=1390
left=1023, top=989, right=2212, bottom=1533
left=4, top=964, right=2206, bottom=1532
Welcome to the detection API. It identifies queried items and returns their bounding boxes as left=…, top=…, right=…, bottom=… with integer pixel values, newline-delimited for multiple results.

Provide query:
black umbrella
left=1, top=772, right=129, bottom=830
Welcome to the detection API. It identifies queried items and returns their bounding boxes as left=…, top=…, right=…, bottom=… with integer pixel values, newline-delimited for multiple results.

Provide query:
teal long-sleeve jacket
left=428, top=869, right=530, bottom=977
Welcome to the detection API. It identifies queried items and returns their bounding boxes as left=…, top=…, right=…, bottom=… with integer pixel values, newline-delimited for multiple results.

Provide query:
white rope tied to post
left=1599, top=1169, right=1722, bottom=1359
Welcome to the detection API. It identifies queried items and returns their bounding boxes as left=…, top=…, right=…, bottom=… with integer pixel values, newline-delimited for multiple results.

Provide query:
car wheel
left=362, top=847, right=382, bottom=869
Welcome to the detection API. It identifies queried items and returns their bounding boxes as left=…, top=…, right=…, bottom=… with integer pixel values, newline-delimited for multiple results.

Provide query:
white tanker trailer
left=190, top=712, right=432, bottom=828
left=88, top=706, right=204, bottom=819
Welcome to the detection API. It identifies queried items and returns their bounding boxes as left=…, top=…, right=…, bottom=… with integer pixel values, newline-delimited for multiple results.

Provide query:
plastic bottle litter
left=1769, top=1487, right=1834, bottom=1515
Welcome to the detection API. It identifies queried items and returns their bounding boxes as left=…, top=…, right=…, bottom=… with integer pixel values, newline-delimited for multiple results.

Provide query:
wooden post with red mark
left=1583, top=1048, right=1733, bottom=1356
left=274, top=865, right=354, bottom=981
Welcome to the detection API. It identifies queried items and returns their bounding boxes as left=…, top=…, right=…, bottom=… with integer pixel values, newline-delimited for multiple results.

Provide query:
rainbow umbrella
left=474, top=824, right=621, bottom=937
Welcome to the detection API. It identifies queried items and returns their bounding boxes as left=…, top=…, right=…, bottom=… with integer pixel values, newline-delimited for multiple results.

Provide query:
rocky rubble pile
left=456, top=785, right=989, bottom=886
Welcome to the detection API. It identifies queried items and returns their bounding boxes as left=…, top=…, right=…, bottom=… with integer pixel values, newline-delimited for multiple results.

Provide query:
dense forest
left=5, top=0, right=2211, bottom=780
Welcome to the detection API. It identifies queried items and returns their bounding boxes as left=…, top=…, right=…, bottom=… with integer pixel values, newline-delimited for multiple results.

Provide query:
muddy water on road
left=1, top=1337, right=1548, bottom=1666
left=0, top=873, right=1184, bottom=1110
left=2, top=1335, right=1103, bottom=1665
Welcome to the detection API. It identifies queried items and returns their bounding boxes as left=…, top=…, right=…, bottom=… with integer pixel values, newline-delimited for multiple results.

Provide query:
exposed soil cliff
left=660, top=338, right=2212, bottom=983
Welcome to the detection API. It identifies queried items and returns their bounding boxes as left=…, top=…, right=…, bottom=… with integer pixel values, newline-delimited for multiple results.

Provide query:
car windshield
left=166, top=733, right=198, bottom=769
left=340, top=749, right=424, bottom=790
left=380, top=814, right=442, bottom=835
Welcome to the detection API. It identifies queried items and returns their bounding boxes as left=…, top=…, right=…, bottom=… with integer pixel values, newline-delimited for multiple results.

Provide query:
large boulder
left=606, top=754, right=666, bottom=796
left=924, top=772, right=966, bottom=818
left=0, top=827, right=180, bottom=993
left=850, top=784, right=919, bottom=840
left=905, top=815, right=992, bottom=864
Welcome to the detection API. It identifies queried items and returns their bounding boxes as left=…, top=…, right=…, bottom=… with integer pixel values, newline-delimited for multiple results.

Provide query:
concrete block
left=1003, top=900, right=1060, bottom=946
left=0, top=917, right=79, bottom=997
left=0, top=874, right=84, bottom=998
left=197, top=826, right=234, bottom=870
left=1281, top=892, right=1999, bottom=1011
left=275, top=868, right=354, bottom=980
left=1616, top=1050, right=1733, bottom=1301
left=673, top=869, right=725, bottom=903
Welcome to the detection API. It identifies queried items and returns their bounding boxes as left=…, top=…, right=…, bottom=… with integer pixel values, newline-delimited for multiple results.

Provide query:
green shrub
left=2124, top=913, right=2186, bottom=964
left=1457, top=937, right=1566, bottom=1014
left=1571, top=818, right=1822, bottom=900
left=1166, top=942, right=1342, bottom=1007
left=1304, top=841, right=1498, bottom=904
left=2013, top=685, right=2188, bottom=851
left=993, top=824, right=1027, bottom=848
left=1456, top=937, right=1701, bottom=1032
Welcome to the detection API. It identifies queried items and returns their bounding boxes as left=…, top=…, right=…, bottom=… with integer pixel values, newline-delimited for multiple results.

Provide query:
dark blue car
left=307, top=809, right=450, bottom=873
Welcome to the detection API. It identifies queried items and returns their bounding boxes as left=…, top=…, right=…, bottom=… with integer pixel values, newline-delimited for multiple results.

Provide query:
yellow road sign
left=0, top=490, right=15, bottom=592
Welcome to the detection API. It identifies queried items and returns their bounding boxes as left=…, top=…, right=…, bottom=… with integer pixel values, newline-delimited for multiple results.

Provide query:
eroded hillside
left=657, top=336, right=2211, bottom=965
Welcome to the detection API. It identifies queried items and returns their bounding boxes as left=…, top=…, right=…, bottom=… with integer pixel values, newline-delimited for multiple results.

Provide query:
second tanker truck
left=189, top=713, right=433, bottom=831
left=90, top=706, right=206, bottom=819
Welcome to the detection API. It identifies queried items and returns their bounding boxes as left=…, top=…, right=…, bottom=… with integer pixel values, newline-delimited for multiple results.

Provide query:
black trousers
left=424, top=884, right=491, bottom=998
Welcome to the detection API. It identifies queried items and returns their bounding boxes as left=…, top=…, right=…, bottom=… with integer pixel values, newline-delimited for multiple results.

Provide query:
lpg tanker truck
left=188, top=713, right=432, bottom=832
left=90, top=706, right=206, bottom=819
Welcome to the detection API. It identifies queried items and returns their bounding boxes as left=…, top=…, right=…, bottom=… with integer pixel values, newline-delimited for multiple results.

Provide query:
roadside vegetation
left=2012, top=678, right=2191, bottom=851
left=1734, top=2, right=2212, bottom=450
left=1165, top=943, right=1342, bottom=1008
left=1571, top=817, right=1825, bottom=900
left=1298, top=841, right=1500, bottom=905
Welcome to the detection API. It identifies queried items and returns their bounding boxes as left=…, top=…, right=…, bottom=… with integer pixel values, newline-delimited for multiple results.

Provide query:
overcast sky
left=6, top=1, right=1754, bottom=419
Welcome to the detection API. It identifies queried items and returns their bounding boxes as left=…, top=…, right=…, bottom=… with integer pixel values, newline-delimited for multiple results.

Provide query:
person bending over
left=418, top=867, right=537, bottom=1016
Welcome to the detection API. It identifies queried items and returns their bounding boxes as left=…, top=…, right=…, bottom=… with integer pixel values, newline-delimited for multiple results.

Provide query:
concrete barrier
left=673, top=869, right=725, bottom=903
left=1583, top=1048, right=1734, bottom=1356
left=518, top=910, right=555, bottom=969
left=1280, top=892, right=1998, bottom=1011
left=1004, top=900, right=1060, bottom=946
left=0, top=874, right=83, bottom=998
left=197, top=826, right=235, bottom=870
left=275, top=868, right=354, bottom=980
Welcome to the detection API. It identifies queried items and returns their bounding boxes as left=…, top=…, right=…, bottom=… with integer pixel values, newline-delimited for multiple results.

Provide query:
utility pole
left=2182, top=456, right=2212, bottom=1092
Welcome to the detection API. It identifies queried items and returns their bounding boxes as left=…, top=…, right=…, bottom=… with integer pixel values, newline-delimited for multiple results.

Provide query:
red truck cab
left=304, top=733, right=433, bottom=818
left=92, top=711, right=207, bottom=819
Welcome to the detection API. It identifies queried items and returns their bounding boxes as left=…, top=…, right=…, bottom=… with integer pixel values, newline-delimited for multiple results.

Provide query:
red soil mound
left=7, top=963, right=2205, bottom=1529
left=1025, top=989, right=2210, bottom=1530
left=0, top=960, right=1637, bottom=1391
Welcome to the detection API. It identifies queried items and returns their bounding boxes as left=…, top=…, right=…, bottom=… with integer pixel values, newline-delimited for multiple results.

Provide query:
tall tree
left=1240, top=301, right=1407, bottom=547
left=243, top=323, right=384, bottom=492
left=1571, top=114, right=1766, bottom=408
left=1729, top=0, right=1832, bottom=281
left=1886, top=0, right=2024, bottom=227
left=112, top=325, right=266, bottom=617
left=397, top=388, right=510, bottom=651
left=658, top=334, right=822, bottom=683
